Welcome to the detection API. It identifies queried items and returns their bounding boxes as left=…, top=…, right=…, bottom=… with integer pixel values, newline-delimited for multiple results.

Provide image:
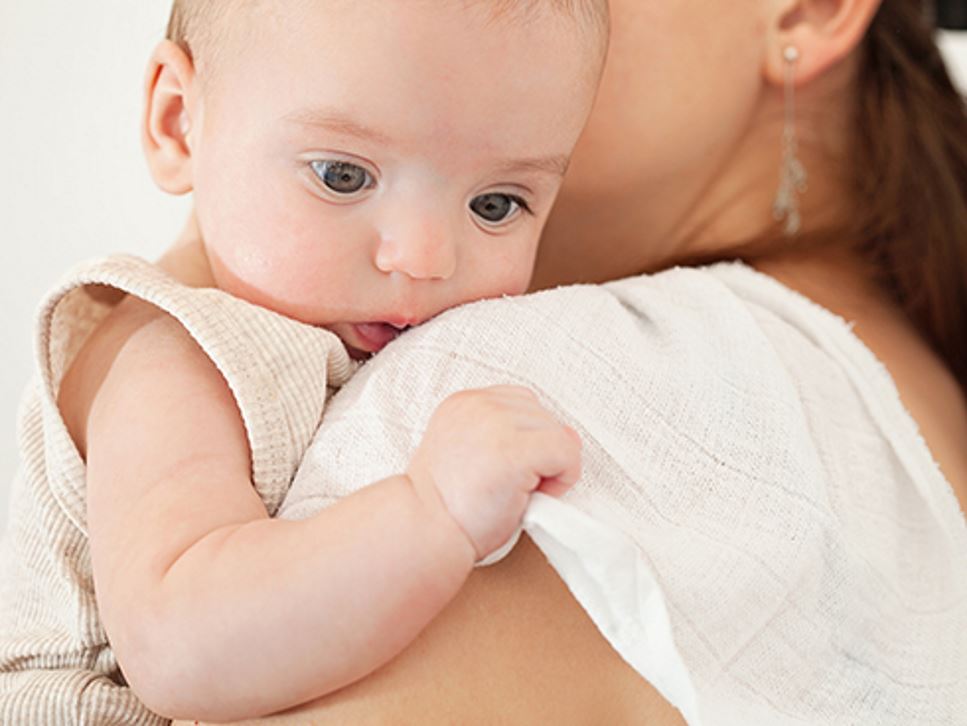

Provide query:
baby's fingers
left=536, top=476, right=574, bottom=498
left=528, top=425, right=582, bottom=497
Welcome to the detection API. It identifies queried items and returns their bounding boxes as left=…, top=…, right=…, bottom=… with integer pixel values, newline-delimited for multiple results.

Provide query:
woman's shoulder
left=293, top=263, right=807, bottom=518
left=435, top=263, right=759, bottom=328
left=292, top=264, right=967, bottom=725
left=420, top=262, right=795, bottom=347
left=387, top=262, right=805, bottom=400
left=351, top=263, right=821, bottom=500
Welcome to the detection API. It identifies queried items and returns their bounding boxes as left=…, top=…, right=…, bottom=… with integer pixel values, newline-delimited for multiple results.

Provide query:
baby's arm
left=76, top=302, right=579, bottom=722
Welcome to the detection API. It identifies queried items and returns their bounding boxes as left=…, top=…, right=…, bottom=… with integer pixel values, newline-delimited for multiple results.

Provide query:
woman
left=179, top=0, right=966, bottom=722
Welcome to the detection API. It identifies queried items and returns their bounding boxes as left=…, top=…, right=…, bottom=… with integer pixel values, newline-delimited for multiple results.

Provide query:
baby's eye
left=310, top=160, right=373, bottom=195
left=469, top=193, right=528, bottom=226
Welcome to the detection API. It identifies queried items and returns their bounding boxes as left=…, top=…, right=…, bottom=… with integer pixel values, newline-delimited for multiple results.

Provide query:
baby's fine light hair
left=166, top=0, right=240, bottom=80
left=474, top=0, right=609, bottom=37
left=167, top=1, right=608, bottom=81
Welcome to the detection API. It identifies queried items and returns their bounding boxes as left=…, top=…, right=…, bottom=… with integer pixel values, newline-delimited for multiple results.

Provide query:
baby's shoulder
left=57, top=295, right=208, bottom=458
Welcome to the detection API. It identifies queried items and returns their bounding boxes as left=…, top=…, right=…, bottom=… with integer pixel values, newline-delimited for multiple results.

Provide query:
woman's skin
left=177, top=0, right=967, bottom=722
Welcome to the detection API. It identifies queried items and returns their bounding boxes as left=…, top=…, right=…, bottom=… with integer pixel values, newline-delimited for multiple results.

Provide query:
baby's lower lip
left=349, top=322, right=404, bottom=354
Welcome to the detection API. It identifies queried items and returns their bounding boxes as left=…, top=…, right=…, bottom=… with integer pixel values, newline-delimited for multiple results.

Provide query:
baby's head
left=145, top=0, right=607, bottom=357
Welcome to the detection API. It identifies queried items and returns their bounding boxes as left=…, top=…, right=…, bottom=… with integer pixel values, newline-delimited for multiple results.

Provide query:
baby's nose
left=374, top=220, right=457, bottom=281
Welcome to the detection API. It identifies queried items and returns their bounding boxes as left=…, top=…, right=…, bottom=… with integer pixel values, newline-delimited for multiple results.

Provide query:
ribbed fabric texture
left=281, top=262, right=967, bottom=725
left=0, top=255, right=353, bottom=725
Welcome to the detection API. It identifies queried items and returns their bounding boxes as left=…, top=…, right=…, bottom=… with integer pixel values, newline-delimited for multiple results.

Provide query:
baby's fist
left=407, top=386, right=581, bottom=560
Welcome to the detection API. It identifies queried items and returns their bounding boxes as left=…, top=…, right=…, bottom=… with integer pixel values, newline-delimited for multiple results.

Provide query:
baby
left=0, top=1, right=607, bottom=723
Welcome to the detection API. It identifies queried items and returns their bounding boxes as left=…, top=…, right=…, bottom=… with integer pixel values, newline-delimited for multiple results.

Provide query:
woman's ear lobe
left=141, top=40, right=199, bottom=195
left=763, top=0, right=883, bottom=86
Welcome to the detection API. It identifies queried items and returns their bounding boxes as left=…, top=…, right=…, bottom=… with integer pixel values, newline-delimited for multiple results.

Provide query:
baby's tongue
left=355, top=322, right=402, bottom=351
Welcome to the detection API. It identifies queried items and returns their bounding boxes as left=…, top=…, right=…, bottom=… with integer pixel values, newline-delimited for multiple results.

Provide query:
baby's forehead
left=168, top=0, right=607, bottom=84
left=177, top=2, right=606, bottom=179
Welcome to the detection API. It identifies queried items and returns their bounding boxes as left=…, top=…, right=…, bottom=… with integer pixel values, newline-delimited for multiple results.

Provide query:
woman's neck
left=533, top=60, right=858, bottom=292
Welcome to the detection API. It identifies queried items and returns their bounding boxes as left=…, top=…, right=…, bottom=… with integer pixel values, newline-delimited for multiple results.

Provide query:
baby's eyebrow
left=493, top=155, right=570, bottom=178
left=283, top=108, right=394, bottom=145
left=283, top=107, right=569, bottom=177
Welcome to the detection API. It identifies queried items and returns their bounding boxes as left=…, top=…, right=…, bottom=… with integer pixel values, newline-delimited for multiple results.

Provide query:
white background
left=1, top=3, right=965, bottom=529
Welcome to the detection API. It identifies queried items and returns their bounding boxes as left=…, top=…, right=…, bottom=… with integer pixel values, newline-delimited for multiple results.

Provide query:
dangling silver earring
left=772, top=45, right=807, bottom=237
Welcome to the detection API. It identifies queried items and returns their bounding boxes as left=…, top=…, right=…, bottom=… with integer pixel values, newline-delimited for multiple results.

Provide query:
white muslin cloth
left=280, top=262, right=967, bottom=725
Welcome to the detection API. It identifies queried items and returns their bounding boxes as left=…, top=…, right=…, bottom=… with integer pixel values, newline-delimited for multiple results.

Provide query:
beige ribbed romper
left=0, top=255, right=355, bottom=725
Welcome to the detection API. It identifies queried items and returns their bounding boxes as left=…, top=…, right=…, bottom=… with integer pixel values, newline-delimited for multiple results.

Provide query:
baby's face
left=188, top=1, right=599, bottom=357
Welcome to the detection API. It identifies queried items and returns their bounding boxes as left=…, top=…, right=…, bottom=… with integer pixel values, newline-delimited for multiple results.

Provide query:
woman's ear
left=141, top=40, right=200, bottom=195
left=763, top=0, right=883, bottom=86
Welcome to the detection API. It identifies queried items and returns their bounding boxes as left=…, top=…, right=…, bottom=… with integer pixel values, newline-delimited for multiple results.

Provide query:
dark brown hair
left=853, top=0, right=967, bottom=385
left=709, top=1, right=967, bottom=385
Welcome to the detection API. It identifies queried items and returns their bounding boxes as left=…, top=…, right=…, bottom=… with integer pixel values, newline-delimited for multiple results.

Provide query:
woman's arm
left=179, top=536, right=686, bottom=726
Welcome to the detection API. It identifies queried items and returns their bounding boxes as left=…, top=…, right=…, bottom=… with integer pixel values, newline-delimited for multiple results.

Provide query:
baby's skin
left=57, top=1, right=605, bottom=721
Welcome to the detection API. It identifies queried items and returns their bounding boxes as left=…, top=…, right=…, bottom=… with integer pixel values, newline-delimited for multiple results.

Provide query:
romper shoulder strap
left=34, top=254, right=355, bottom=530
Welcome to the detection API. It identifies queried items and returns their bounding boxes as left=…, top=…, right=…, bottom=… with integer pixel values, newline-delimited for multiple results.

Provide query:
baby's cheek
left=206, top=228, right=340, bottom=319
left=491, top=244, right=541, bottom=297
left=504, top=270, right=533, bottom=296
left=207, top=240, right=287, bottom=310
left=461, top=266, right=532, bottom=307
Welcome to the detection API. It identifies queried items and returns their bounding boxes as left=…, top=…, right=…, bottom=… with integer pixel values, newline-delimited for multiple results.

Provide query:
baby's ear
left=141, top=40, right=198, bottom=195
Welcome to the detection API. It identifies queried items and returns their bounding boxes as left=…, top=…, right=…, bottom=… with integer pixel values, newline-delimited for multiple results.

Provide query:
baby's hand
left=406, top=385, right=582, bottom=560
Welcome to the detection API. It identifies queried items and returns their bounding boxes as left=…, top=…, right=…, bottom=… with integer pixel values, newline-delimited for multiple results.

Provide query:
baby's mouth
left=345, top=321, right=410, bottom=358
